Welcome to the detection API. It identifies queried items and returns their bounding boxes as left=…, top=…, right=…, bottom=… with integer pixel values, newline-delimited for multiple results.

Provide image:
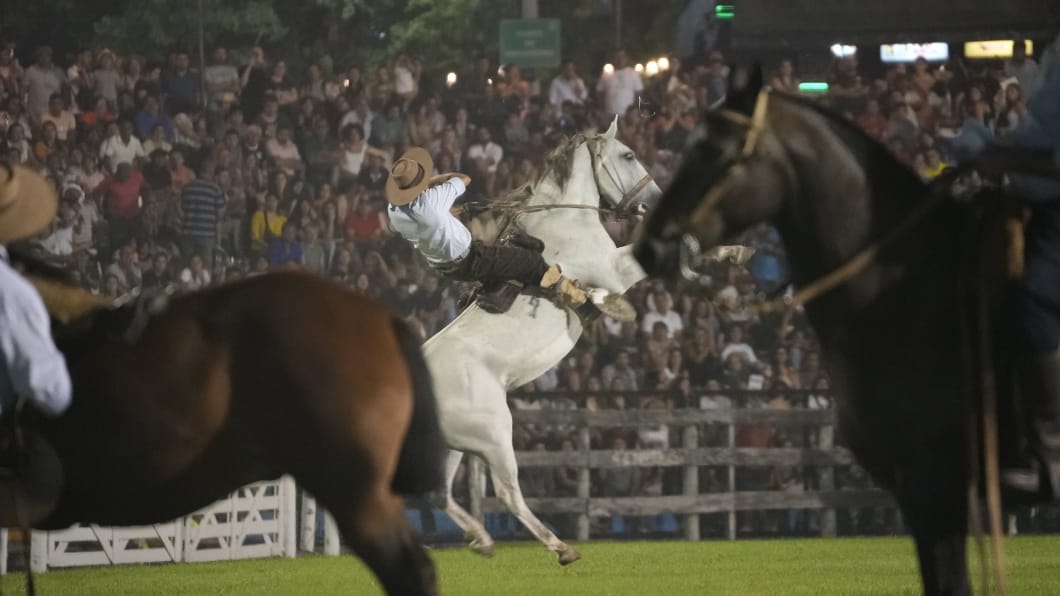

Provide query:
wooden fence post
left=682, top=425, right=700, bottom=541
left=818, top=422, right=837, bottom=537
left=576, top=426, right=591, bottom=541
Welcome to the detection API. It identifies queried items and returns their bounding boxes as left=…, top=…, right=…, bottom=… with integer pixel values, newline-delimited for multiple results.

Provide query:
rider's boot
left=1001, top=347, right=1060, bottom=503
left=539, top=265, right=635, bottom=322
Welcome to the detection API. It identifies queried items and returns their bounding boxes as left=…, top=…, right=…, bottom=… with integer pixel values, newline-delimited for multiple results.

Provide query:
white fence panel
left=4, top=477, right=296, bottom=573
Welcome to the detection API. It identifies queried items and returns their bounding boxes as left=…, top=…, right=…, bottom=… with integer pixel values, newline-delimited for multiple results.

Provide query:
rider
left=0, top=160, right=72, bottom=518
left=385, top=147, right=632, bottom=320
left=971, top=34, right=1060, bottom=500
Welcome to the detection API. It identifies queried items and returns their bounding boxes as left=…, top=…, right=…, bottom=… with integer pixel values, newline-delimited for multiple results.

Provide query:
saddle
left=471, top=232, right=546, bottom=315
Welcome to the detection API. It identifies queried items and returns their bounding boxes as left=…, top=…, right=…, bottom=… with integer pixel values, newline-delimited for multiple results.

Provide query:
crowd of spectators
left=1, top=38, right=1051, bottom=537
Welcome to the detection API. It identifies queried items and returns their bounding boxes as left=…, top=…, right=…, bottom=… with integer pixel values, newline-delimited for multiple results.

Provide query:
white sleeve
left=438, top=178, right=466, bottom=209
left=0, top=268, right=72, bottom=418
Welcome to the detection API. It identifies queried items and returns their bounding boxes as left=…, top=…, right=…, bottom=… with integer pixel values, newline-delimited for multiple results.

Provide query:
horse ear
left=604, top=115, right=619, bottom=138
left=726, top=62, right=765, bottom=116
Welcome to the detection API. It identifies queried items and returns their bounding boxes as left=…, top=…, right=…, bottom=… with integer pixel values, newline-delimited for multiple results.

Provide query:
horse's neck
left=772, top=100, right=934, bottom=322
left=519, top=148, right=621, bottom=283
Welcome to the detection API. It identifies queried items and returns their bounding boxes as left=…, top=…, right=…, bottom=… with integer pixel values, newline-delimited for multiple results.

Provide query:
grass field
left=2, top=536, right=1059, bottom=595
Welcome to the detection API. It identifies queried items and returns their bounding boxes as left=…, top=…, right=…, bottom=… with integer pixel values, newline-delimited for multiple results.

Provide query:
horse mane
left=495, top=133, right=593, bottom=206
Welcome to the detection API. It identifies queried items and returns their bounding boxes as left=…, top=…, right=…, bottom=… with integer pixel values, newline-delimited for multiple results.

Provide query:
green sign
left=499, top=19, right=561, bottom=69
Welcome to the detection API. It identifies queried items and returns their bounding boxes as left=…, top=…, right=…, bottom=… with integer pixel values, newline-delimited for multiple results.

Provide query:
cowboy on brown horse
left=385, top=146, right=634, bottom=320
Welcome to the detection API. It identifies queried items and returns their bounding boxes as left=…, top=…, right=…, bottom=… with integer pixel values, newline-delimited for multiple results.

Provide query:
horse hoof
left=558, top=547, right=581, bottom=565
left=470, top=540, right=494, bottom=557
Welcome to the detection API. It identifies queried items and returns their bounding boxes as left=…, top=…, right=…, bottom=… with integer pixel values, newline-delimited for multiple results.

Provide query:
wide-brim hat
left=0, top=162, right=58, bottom=244
left=385, top=147, right=434, bottom=206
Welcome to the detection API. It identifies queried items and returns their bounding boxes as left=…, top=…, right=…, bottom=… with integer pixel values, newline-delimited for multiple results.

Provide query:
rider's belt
left=432, top=245, right=472, bottom=275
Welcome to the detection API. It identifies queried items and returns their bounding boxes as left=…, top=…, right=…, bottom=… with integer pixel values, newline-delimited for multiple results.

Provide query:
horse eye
left=624, top=152, right=635, bottom=160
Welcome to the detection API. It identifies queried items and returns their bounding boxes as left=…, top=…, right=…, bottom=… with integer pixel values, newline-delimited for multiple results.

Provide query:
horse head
left=587, top=116, right=662, bottom=217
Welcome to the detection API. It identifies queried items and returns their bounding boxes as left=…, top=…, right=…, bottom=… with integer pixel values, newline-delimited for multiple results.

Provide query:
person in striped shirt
left=179, top=177, right=226, bottom=267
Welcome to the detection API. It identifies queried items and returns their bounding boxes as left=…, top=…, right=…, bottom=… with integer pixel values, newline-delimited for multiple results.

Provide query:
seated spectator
left=179, top=253, right=211, bottom=290
left=301, top=224, right=328, bottom=274
left=105, top=241, right=143, bottom=291
left=266, top=125, right=303, bottom=178
left=721, top=324, right=758, bottom=364
left=267, top=221, right=303, bottom=269
left=134, top=95, right=174, bottom=141
left=142, top=252, right=174, bottom=288
left=168, top=149, right=195, bottom=193
left=39, top=93, right=76, bottom=141
left=143, top=124, right=173, bottom=155
left=100, top=120, right=145, bottom=172
left=32, top=121, right=61, bottom=163
left=641, top=289, right=683, bottom=339
left=344, top=196, right=386, bottom=243
left=601, top=348, right=639, bottom=391
left=250, top=193, right=287, bottom=254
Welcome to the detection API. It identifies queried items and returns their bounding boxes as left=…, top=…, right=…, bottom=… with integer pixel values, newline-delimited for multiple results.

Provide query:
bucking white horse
left=423, top=119, right=658, bottom=564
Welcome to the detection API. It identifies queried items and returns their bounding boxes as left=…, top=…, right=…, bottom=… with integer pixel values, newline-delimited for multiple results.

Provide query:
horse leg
left=896, top=463, right=971, bottom=596
left=328, top=487, right=437, bottom=596
left=481, top=435, right=581, bottom=565
left=442, top=448, right=495, bottom=556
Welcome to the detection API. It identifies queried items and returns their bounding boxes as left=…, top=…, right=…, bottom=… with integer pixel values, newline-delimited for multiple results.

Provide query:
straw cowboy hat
left=385, top=147, right=434, bottom=206
left=0, top=161, right=58, bottom=244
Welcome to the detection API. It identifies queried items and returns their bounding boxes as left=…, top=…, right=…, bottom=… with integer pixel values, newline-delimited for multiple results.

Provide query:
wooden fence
left=458, top=402, right=896, bottom=541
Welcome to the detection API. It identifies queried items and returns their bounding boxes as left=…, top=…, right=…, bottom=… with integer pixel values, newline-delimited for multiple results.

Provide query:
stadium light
left=446, top=72, right=457, bottom=87
left=603, top=63, right=615, bottom=75
left=635, top=63, right=644, bottom=73
left=658, top=57, right=670, bottom=71
left=715, top=4, right=735, bottom=20
left=646, top=60, right=659, bottom=76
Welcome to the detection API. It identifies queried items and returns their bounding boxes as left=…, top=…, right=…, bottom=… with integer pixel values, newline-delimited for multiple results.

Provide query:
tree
left=91, top=0, right=286, bottom=58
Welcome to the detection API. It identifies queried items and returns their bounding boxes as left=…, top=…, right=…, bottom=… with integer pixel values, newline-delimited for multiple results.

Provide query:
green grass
left=2, top=537, right=1059, bottom=595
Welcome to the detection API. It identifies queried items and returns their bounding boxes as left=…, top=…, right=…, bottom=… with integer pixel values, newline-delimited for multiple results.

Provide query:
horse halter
left=588, top=138, right=655, bottom=217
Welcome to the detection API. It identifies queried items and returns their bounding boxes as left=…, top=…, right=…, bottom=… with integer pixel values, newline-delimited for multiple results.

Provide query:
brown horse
left=8, top=257, right=444, bottom=596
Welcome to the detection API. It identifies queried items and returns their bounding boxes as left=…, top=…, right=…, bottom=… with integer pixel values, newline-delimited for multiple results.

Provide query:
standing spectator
left=250, top=193, right=287, bottom=254
left=203, top=47, right=240, bottom=134
left=160, top=50, right=201, bottom=115
left=93, top=50, right=123, bottom=109
left=596, top=49, right=643, bottom=117
left=240, top=46, right=269, bottom=123
left=179, top=177, right=226, bottom=265
left=97, top=161, right=146, bottom=254
left=769, top=59, right=801, bottom=93
left=300, top=224, right=327, bottom=274
left=549, top=61, right=588, bottom=109
left=467, top=126, right=503, bottom=197
left=1004, top=40, right=1039, bottom=92
left=24, top=46, right=66, bottom=120
left=168, top=150, right=195, bottom=194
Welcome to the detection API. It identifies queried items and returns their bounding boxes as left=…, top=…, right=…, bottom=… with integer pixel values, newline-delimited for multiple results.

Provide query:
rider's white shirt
left=387, top=178, right=472, bottom=265
left=0, top=246, right=73, bottom=418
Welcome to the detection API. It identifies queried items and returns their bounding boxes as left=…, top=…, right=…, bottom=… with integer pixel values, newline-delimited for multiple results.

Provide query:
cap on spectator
left=0, top=161, right=58, bottom=243
left=385, top=147, right=433, bottom=206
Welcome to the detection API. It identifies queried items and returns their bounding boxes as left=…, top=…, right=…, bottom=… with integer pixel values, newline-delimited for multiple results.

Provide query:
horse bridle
left=681, top=89, right=957, bottom=313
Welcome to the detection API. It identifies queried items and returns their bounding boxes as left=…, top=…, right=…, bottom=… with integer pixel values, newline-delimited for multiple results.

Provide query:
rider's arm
left=0, top=262, right=72, bottom=418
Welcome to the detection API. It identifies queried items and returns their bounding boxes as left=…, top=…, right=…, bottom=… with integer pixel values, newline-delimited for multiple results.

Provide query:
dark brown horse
left=8, top=259, right=444, bottom=596
left=633, top=66, right=1012, bottom=596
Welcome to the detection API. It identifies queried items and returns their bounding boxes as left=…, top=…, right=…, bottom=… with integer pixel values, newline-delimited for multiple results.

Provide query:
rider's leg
left=1003, top=206, right=1060, bottom=501
left=444, top=242, right=593, bottom=309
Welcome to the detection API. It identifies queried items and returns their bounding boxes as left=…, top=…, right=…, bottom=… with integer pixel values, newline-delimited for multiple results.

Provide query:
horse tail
left=390, top=317, right=446, bottom=495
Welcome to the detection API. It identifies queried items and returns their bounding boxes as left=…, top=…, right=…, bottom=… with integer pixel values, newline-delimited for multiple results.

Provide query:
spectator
left=467, top=126, right=503, bottom=197
left=266, top=125, right=302, bottom=178
left=97, top=161, right=146, bottom=253
left=204, top=47, right=240, bottom=133
left=179, top=253, right=211, bottom=290
left=721, top=325, right=758, bottom=364
left=100, top=120, right=145, bottom=172
left=93, top=50, right=122, bottom=108
left=596, top=49, right=643, bottom=117
left=1004, top=40, right=1039, bottom=92
left=160, top=50, right=201, bottom=115
left=134, top=95, right=174, bottom=141
left=250, top=193, right=287, bottom=254
left=601, top=349, right=639, bottom=391
left=105, top=241, right=143, bottom=290
left=549, top=61, right=588, bottom=109
left=179, top=177, right=226, bottom=264
left=267, top=221, right=303, bottom=269
left=641, top=290, right=683, bottom=338
left=142, top=252, right=174, bottom=288
left=40, top=94, right=76, bottom=141
left=24, top=46, right=65, bottom=119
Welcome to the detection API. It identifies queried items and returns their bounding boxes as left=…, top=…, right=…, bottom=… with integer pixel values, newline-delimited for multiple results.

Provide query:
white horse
left=423, top=119, right=659, bottom=564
